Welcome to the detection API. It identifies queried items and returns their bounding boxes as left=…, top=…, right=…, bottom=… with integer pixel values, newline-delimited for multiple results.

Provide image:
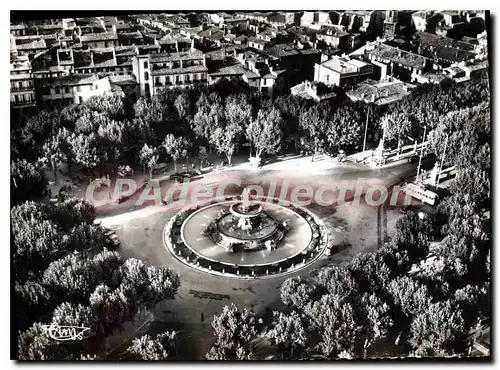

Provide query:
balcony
left=176, top=80, right=184, bottom=85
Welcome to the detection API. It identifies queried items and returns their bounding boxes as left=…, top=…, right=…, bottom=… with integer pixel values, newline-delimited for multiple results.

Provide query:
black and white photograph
left=7, top=4, right=492, bottom=362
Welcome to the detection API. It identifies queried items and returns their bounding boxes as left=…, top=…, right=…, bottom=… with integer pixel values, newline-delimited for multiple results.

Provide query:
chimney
left=90, top=50, right=94, bottom=66
left=371, top=94, right=375, bottom=102
left=191, top=38, right=194, bottom=51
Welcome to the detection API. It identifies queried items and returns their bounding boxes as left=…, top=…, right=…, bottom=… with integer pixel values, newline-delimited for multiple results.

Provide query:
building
left=80, top=29, right=119, bottom=49
left=300, top=11, right=332, bottom=29
left=365, top=41, right=430, bottom=82
left=10, top=55, right=37, bottom=109
left=133, top=43, right=208, bottom=97
left=260, top=66, right=287, bottom=99
left=290, top=80, right=336, bottom=102
left=316, top=27, right=350, bottom=51
left=263, top=43, right=321, bottom=84
left=346, top=78, right=413, bottom=106
left=314, top=56, right=374, bottom=86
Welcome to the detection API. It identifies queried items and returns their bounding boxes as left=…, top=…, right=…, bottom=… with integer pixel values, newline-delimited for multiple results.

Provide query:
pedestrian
left=201, top=312, right=204, bottom=322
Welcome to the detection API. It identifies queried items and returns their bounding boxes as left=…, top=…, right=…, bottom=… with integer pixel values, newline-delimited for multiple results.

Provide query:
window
left=144, top=61, right=148, bottom=69
left=326, top=75, right=330, bottom=84
left=175, top=75, right=180, bottom=83
left=65, top=86, right=70, bottom=93
left=55, top=87, right=60, bottom=94
left=144, top=71, right=149, bottom=80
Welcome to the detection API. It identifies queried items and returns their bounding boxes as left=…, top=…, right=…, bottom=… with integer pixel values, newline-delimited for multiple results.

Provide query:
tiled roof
left=151, top=64, right=207, bottom=76
left=41, top=74, right=99, bottom=88
left=299, top=47, right=321, bottom=55
left=118, top=31, right=143, bottom=40
left=264, top=43, right=300, bottom=57
left=16, top=39, right=46, bottom=50
left=267, top=13, right=286, bottom=24
left=81, top=31, right=118, bottom=42
left=209, top=63, right=247, bottom=77
left=368, top=43, right=427, bottom=69
left=149, top=49, right=204, bottom=62
left=414, top=31, right=476, bottom=52
left=110, top=74, right=136, bottom=85
left=346, top=79, right=412, bottom=106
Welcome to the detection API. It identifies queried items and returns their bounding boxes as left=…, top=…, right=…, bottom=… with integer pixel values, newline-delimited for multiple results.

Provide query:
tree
left=409, top=300, right=467, bottom=357
left=49, top=198, right=95, bottom=232
left=246, top=107, right=283, bottom=158
left=386, top=276, right=432, bottom=345
left=316, top=265, right=359, bottom=299
left=41, top=130, right=68, bottom=183
left=280, top=276, right=315, bottom=310
left=210, top=122, right=241, bottom=165
left=174, top=92, right=191, bottom=121
left=12, top=217, right=66, bottom=281
left=206, top=304, right=262, bottom=360
left=304, top=294, right=358, bottom=358
left=11, top=159, right=47, bottom=204
left=225, top=94, right=252, bottom=132
left=86, top=91, right=126, bottom=120
left=15, top=281, right=52, bottom=331
left=197, top=146, right=209, bottom=169
left=380, top=109, right=412, bottom=150
left=357, top=293, right=393, bottom=358
left=126, top=331, right=178, bottom=360
left=266, top=311, right=307, bottom=359
left=162, top=134, right=190, bottom=171
left=139, top=143, right=159, bottom=178
left=390, top=211, right=431, bottom=263
left=68, top=132, right=106, bottom=175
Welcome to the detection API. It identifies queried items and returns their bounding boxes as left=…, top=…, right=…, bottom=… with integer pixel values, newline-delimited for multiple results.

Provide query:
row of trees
left=13, top=199, right=180, bottom=360
left=202, top=89, right=491, bottom=359
left=11, top=77, right=489, bottom=204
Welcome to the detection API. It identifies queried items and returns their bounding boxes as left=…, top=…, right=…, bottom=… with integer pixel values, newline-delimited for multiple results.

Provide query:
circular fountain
left=163, top=190, right=330, bottom=279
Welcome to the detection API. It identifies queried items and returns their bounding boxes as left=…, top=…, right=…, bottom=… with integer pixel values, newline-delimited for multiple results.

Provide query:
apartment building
left=10, top=55, right=37, bottom=109
left=133, top=44, right=208, bottom=97
left=314, top=56, right=374, bottom=86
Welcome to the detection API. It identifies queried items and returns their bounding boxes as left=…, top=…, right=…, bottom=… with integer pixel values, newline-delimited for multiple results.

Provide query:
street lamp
left=416, top=125, right=427, bottom=184
left=362, top=104, right=371, bottom=153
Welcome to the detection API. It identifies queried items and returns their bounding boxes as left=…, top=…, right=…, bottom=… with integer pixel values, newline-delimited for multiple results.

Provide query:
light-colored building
left=365, top=41, right=430, bottom=82
left=133, top=43, right=208, bottom=97
left=346, top=78, right=413, bottom=106
left=290, top=80, right=336, bottom=102
left=10, top=55, right=36, bottom=109
left=300, top=11, right=332, bottom=29
left=314, top=56, right=374, bottom=86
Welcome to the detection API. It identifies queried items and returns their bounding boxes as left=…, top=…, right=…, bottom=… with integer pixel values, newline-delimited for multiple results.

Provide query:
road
left=97, top=155, right=436, bottom=359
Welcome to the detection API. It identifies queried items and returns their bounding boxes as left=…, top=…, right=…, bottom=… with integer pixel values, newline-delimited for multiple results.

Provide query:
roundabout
left=163, top=195, right=330, bottom=279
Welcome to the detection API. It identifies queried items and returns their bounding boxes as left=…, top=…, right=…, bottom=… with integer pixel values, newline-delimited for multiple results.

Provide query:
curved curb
left=162, top=196, right=331, bottom=280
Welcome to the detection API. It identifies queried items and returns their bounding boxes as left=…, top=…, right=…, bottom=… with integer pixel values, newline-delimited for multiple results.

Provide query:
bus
left=403, top=183, right=439, bottom=206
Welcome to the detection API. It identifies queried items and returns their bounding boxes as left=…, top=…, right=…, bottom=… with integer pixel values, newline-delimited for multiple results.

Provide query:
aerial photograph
left=10, top=9, right=491, bottom=360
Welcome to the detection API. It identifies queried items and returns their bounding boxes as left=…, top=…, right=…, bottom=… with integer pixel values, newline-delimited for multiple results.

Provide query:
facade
left=133, top=45, right=208, bottom=97
left=290, top=80, right=336, bottom=102
left=314, top=56, right=374, bottom=86
left=365, top=41, right=430, bottom=82
left=10, top=55, right=37, bottom=109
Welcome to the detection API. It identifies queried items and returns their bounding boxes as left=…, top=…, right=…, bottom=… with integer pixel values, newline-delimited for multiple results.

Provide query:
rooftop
left=16, top=39, right=46, bottom=50
left=81, top=31, right=118, bottom=42
left=151, top=64, right=207, bottom=76
left=149, top=49, right=204, bottom=62
left=368, top=43, right=427, bottom=69
left=41, top=74, right=99, bottom=88
left=346, top=78, right=412, bottom=106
